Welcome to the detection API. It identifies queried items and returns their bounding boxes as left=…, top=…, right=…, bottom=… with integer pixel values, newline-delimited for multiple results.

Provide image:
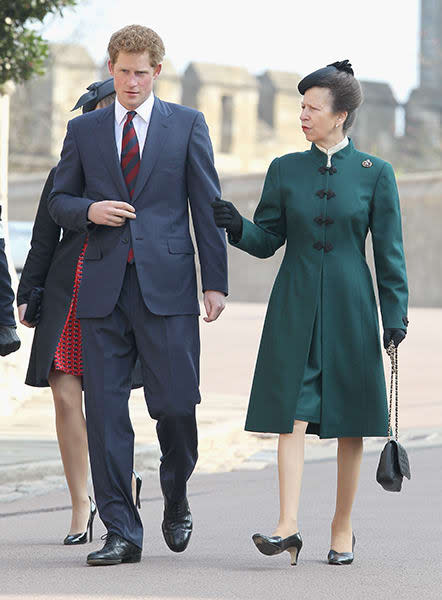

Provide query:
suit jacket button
left=122, top=237, right=129, bottom=244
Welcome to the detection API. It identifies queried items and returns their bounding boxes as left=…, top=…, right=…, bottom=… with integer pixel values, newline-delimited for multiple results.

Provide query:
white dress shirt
left=315, top=136, right=349, bottom=167
left=114, top=93, right=155, bottom=159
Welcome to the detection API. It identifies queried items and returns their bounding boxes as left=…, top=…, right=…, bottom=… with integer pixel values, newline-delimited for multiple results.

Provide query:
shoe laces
left=101, top=532, right=117, bottom=546
left=167, top=500, right=188, bottom=519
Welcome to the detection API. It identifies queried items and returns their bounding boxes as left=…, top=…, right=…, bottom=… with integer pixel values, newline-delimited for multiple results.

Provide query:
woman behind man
left=213, top=60, right=408, bottom=565
left=17, top=79, right=142, bottom=545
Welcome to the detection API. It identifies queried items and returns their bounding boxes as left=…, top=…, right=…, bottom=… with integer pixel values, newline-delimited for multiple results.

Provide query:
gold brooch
left=362, top=159, right=373, bottom=168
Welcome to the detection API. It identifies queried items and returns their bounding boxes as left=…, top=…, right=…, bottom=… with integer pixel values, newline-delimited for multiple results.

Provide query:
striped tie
left=121, top=111, right=140, bottom=263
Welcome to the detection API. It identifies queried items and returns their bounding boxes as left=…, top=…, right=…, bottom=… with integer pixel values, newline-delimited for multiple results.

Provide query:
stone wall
left=10, top=42, right=442, bottom=177
left=218, top=170, right=442, bottom=308
left=9, top=44, right=97, bottom=171
left=5, top=168, right=442, bottom=308
left=351, top=82, right=398, bottom=159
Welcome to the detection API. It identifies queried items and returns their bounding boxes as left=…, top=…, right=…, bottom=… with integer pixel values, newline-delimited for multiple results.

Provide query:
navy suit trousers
left=81, top=263, right=200, bottom=548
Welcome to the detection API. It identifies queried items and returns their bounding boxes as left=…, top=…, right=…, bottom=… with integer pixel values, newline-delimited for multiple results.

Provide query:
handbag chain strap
left=386, top=341, right=399, bottom=441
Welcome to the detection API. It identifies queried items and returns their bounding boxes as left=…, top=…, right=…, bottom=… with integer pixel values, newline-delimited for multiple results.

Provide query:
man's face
left=108, top=50, right=162, bottom=110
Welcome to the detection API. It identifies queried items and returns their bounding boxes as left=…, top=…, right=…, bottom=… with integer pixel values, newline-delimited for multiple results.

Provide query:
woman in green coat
left=213, top=60, right=408, bottom=566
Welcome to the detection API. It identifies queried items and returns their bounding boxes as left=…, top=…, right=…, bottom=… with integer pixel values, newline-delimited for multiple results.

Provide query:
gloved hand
left=0, top=325, right=21, bottom=356
left=211, top=197, right=243, bottom=240
left=383, top=328, right=406, bottom=349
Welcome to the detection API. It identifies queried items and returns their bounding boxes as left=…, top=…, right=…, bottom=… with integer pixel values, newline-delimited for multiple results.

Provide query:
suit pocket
left=84, top=238, right=102, bottom=260
left=167, top=238, right=195, bottom=255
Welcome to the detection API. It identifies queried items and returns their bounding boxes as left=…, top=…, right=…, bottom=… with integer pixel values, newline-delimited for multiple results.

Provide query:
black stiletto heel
left=133, top=470, right=142, bottom=509
left=328, top=532, right=356, bottom=565
left=64, top=497, right=97, bottom=545
left=252, top=532, right=303, bottom=566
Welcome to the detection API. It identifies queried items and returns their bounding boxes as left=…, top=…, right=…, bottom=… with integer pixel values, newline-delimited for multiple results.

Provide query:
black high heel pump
left=63, top=496, right=97, bottom=545
left=252, top=531, right=303, bottom=566
left=328, top=532, right=356, bottom=565
left=133, top=470, right=142, bottom=509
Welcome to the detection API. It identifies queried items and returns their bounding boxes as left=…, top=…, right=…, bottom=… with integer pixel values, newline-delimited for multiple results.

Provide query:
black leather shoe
left=328, top=532, right=356, bottom=565
left=162, top=497, right=192, bottom=553
left=64, top=497, right=97, bottom=545
left=252, top=532, right=303, bottom=566
left=86, top=533, right=141, bottom=566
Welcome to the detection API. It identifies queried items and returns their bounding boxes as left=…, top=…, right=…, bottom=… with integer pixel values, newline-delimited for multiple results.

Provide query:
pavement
left=0, top=303, right=441, bottom=599
left=0, top=304, right=441, bottom=502
left=0, top=447, right=440, bottom=600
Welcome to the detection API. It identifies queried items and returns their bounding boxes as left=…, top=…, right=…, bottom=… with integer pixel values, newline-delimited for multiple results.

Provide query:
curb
left=0, top=419, right=243, bottom=501
left=237, top=427, right=442, bottom=470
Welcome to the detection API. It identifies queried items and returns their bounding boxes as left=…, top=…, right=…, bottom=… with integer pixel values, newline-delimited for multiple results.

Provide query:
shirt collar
left=315, top=136, right=349, bottom=158
left=115, top=93, right=155, bottom=125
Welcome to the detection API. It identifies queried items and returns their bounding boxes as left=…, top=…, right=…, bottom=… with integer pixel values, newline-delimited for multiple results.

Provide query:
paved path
left=0, top=447, right=440, bottom=600
left=0, top=305, right=441, bottom=501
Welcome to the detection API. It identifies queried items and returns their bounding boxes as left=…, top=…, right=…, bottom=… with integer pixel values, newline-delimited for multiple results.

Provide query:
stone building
left=182, top=63, right=259, bottom=173
left=403, top=0, right=442, bottom=170
left=6, top=0, right=442, bottom=175
left=9, top=44, right=97, bottom=170
left=256, top=70, right=309, bottom=163
left=351, top=81, right=398, bottom=159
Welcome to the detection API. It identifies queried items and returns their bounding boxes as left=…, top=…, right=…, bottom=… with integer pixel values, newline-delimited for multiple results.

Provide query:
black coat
left=17, top=169, right=142, bottom=388
left=0, top=206, right=16, bottom=327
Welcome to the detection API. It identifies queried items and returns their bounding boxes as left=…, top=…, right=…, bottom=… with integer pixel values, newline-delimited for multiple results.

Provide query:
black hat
left=298, top=60, right=354, bottom=95
left=71, top=77, right=115, bottom=113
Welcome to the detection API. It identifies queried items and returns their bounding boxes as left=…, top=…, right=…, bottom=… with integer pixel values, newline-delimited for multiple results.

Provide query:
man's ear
left=108, top=59, right=114, bottom=76
left=153, top=63, right=162, bottom=80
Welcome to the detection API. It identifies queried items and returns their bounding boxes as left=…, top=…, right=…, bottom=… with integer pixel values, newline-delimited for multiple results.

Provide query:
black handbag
left=376, top=342, right=411, bottom=492
left=23, top=286, right=44, bottom=326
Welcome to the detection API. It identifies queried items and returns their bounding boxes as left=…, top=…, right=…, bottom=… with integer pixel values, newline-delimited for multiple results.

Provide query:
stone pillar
left=351, top=81, right=397, bottom=156
left=420, top=0, right=442, bottom=90
left=257, top=70, right=306, bottom=149
left=182, top=63, right=259, bottom=173
left=402, top=0, right=442, bottom=170
left=154, top=59, right=181, bottom=103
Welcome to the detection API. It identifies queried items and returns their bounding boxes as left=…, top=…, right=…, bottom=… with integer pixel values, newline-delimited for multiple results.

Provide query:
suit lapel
left=131, top=97, right=172, bottom=203
left=96, top=104, right=130, bottom=203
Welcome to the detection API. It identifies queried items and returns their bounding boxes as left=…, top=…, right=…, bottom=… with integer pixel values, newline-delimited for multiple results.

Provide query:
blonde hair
left=108, top=25, right=165, bottom=67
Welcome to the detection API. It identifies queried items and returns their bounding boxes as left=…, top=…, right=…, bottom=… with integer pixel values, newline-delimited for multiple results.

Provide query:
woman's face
left=300, top=86, right=346, bottom=146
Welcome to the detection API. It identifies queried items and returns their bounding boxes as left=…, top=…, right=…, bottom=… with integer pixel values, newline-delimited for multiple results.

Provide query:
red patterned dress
left=53, top=238, right=88, bottom=376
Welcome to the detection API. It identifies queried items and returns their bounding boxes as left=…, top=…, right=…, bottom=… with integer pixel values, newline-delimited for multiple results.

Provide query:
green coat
left=230, top=140, right=408, bottom=438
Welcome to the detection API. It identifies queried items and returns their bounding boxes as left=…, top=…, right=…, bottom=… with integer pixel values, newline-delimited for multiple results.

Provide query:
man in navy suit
left=48, top=25, right=227, bottom=566
left=0, top=207, right=21, bottom=357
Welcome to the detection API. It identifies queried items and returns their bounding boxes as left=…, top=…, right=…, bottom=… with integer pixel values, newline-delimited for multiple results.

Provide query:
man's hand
left=203, top=291, right=226, bottom=323
left=0, top=326, right=21, bottom=356
left=18, top=303, right=33, bottom=328
left=88, top=201, right=136, bottom=227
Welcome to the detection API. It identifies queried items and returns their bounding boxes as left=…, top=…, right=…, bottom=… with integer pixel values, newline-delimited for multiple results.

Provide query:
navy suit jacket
left=48, top=97, right=228, bottom=319
left=0, top=207, right=16, bottom=327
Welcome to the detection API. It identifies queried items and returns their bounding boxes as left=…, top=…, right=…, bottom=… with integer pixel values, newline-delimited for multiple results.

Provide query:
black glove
left=211, top=197, right=243, bottom=241
left=0, top=325, right=21, bottom=357
left=383, top=328, right=406, bottom=349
